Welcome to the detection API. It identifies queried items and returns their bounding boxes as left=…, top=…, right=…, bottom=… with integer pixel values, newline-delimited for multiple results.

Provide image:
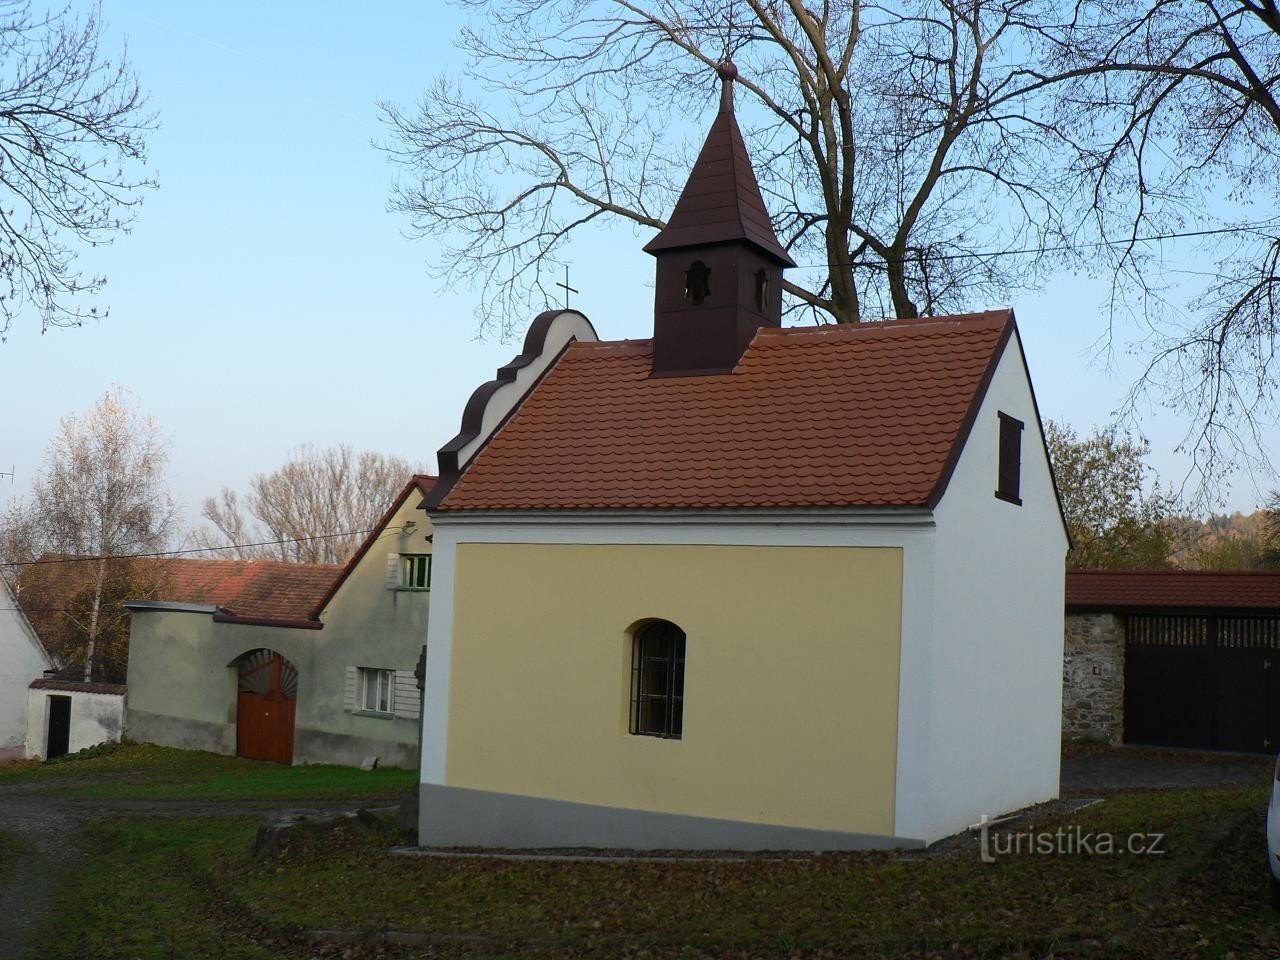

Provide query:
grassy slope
left=0, top=743, right=415, bottom=801
left=33, top=782, right=1280, bottom=960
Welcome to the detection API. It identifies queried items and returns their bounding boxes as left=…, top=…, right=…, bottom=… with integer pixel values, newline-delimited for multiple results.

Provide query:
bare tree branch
left=0, top=1, right=156, bottom=342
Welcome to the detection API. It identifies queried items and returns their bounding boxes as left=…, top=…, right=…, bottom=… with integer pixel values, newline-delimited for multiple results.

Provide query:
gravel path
left=1061, top=748, right=1272, bottom=793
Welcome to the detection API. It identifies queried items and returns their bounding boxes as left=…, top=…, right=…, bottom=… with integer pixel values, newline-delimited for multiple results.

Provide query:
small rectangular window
left=996, top=412, right=1024, bottom=505
left=359, top=668, right=394, bottom=715
left=401, top=554, right=431, bottom=590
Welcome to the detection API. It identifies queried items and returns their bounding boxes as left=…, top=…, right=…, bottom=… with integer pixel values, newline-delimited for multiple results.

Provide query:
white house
left=0, top=575, right=55, bottom=761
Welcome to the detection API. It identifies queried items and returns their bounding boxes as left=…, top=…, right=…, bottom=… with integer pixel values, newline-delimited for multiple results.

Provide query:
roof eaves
left=923, top=311, right=1015, bottom=509
left=1008, top=319, right=1073, bottom=547
left=212, top=612, right=324, bottom=631
left=1, top=574, right=56, bottom=668
left=123, top=600, right=225, bottom=616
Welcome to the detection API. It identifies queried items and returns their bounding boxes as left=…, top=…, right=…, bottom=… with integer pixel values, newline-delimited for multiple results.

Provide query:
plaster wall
left=0, top=580, right=53, bottom=758
left=24, top=688, right=125, bottom=760
left=444, top=541, right=902, bottom=834
left=925, top=330, right=1069, bottom=841
left=422, top=514, right=942, bottom=847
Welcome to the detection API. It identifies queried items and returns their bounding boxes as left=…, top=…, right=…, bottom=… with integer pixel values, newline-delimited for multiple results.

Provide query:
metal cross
left=0, top=465, right=13, bottom=484
left=555, top=265, right=579, bottom=309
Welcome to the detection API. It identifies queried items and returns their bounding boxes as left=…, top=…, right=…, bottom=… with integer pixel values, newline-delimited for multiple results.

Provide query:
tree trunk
left=83, top=558, right=106, bottom=683
left=886, top=249, right=920, bottom=319
left=825, top=222, right=860, bottom=324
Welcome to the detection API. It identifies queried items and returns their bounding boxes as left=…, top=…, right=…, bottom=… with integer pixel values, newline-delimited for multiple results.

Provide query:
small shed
left=24, top=679, right=127, bottom=760
left=1064, top=570, right=1280, bottom=752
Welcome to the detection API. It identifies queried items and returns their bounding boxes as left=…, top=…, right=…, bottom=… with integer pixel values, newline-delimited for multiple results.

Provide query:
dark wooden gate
left=236, top=650, right=297, bottom=764
left=1125, top=614, right=1280, bottom=753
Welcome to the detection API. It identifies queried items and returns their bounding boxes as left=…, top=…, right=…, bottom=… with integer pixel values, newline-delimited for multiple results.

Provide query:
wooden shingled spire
left=646, top=62, right=795, bottom=376
left=643, top=62, right=794, bottom=267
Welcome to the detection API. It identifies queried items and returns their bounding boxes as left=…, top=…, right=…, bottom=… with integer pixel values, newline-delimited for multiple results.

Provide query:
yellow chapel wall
left=444, top=541, right=903, bottom=836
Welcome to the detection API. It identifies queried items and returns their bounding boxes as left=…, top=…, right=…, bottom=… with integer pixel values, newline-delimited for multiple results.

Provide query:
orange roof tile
left=161, top=558, right=341, bottom=622
left=1066, top=570, right=1280, bottom=611
left=439, top=311, right=1014, bottom=511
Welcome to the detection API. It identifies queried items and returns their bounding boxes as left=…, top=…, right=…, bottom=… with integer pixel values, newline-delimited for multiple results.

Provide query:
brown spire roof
left=642, top=63, right=795, bottom=267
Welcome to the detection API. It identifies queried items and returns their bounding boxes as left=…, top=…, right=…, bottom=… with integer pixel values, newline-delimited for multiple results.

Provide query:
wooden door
left=46, top=695, right=71, bottom=759
left=235, top=650, right=297, bottom=764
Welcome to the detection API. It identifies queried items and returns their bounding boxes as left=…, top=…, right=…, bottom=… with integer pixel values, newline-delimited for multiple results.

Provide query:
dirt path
left=0, top=800, right=81, bottom=960
left=0, top=793, right=382, bottom=960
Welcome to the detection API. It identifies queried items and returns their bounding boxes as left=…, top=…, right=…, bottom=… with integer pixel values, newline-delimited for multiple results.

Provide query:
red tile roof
left=642, top=70, right=794, bottom=266
left=1066, top=570, right=1280, bottom=611
left=440, top=311, right=1014, bottom=511
left=161, top=558, right=341, bottom=622
left=30, top=678, right=126, bottom=696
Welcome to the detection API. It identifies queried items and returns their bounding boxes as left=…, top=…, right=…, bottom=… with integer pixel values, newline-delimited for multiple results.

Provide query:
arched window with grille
left=629, top=620, right=686, bottom=739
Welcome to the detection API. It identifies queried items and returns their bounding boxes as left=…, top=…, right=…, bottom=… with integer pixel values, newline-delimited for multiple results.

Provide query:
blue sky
left=0, top=1, right=1273, bottom=529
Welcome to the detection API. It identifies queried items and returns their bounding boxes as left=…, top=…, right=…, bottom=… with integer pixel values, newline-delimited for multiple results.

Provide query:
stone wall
left=1062, top=612, right=1124, bottom=743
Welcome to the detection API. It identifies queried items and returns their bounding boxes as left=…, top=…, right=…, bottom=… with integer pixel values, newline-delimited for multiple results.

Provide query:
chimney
left=643, top=61, right=795, bottom=376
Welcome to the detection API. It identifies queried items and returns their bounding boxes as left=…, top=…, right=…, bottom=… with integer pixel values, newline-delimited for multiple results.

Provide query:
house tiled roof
left=30, top=678, right=126, bottom=696
left=162, top=558, right=341, bottom=622
left=1066, top=570, right=1280, bottom=611
left=439, top=310, right=1014, bottom=512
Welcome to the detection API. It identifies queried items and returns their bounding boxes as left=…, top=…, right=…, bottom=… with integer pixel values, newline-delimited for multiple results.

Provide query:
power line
left=787, top=222, right=1280, bottom=270
left=0, top=527, right=381, bottom=569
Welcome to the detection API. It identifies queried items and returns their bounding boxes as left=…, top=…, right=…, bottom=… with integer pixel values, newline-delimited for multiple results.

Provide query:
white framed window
left=359, top=668, right=395, bottom=715
left=401, top=554, right=431, bottom=590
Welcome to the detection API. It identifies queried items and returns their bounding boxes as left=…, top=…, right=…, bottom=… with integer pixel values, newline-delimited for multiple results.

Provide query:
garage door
left=1125, top=614, right=1280, bottom=752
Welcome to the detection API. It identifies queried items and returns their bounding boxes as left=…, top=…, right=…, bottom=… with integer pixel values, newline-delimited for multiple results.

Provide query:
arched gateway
left=233, top=649, right=297, bottom=764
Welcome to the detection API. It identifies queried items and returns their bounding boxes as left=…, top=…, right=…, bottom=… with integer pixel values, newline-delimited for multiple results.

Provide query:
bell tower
left=644, top=61, right=795, bottom=376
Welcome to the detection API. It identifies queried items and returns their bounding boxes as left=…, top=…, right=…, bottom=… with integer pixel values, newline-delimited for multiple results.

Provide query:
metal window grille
left=630, top=620, right=686, bottom=738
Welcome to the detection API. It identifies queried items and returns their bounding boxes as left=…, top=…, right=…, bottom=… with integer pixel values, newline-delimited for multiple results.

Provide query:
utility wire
left=0, top=527, right=381, bottom=569
left=786, top=222, right=1280, bottom=269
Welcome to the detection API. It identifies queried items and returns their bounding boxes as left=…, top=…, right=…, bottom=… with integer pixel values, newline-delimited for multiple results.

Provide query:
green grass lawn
left=30, top=781, right=1280, bottom=959
left=0, top=742, right=415, bottom=802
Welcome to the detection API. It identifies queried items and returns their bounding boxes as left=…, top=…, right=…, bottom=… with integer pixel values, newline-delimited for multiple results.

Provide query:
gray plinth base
left=419, top=784, right=924, bottom=852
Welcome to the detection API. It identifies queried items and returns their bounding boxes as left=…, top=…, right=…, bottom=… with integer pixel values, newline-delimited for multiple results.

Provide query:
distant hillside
left=1170, top=508, right=1278, bottom=570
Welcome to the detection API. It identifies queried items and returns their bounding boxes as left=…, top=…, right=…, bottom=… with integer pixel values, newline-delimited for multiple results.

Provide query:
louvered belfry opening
left=644, top=62, right=795, bottom=376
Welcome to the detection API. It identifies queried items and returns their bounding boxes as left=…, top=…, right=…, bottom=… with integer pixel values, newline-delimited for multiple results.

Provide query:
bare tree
left=0, top=1, right=156, bottom=342
left=1045, top=0, right=1280, bottom=488
left=191, top=445, right=429, bottom=565
left=380, top=0, right=1084, bottom=337
left=0, top=386, right=177, bottom=681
